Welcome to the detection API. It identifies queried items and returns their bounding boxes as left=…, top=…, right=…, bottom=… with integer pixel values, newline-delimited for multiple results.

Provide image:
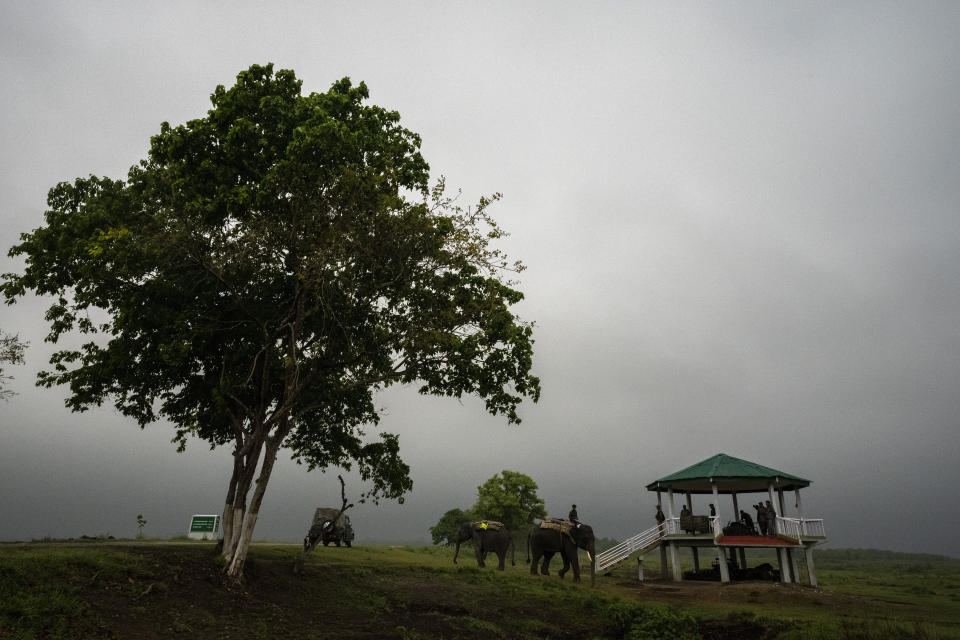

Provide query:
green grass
left=1, top=542, right=958, bottom=639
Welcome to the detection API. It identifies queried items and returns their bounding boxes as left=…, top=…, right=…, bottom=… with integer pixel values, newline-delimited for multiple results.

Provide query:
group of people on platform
left=653, top=499, right=779, bottom=536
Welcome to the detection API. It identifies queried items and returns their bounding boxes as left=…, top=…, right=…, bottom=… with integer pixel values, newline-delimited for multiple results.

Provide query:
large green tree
left=431, top=471, right=546, bottom=542
left=473, top=470, right=546, bottom=532
left=428, top=507, right=474, bottom=546
left=2, top=64, right=540, bottom=579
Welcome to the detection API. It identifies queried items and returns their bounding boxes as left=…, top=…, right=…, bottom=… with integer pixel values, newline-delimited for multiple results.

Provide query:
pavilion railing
left=775, top=516, right=826, bottom=539
left=662, top=516, right=722, bottom=538
left=665, top=517, right=681, bottom=535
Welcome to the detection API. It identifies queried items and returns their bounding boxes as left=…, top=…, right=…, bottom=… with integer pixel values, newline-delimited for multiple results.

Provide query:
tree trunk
left=226, top=435, right=282, bottom=580
left=219, top=448, right=242, bottom=556
left=221, top=437, right=264, bottom=563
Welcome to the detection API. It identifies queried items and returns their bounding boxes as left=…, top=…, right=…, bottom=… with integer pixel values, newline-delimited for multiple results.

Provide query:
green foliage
left=3, top=63, right=539, bottom=544
left=429, top=507, right=473, bottom=545
left=431, top=470, right=546, bottom=539
left=472, top=470, right=546, bottom=532
left=604, top=601, right=701, bottom=640
left=0, top=329, right=27, bottom=400
left=3, top=543, right=960, bottom=639
left=0, top=547, right=148, bottom=639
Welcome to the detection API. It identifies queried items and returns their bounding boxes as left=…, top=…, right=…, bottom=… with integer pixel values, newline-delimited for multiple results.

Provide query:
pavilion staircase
left=595, top=523, right=665, bottom=573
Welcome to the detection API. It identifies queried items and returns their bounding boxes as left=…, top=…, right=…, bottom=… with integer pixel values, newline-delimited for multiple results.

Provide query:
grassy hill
left=2, top=542, right=959, bottom=639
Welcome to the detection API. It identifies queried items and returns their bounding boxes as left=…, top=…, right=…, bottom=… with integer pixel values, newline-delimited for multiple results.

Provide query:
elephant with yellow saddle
left=452, top=520, right=515, bottom=570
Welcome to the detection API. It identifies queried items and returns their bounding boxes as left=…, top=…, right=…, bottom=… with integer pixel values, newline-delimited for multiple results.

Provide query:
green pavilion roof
left=645, top=453, right=811, bottom=494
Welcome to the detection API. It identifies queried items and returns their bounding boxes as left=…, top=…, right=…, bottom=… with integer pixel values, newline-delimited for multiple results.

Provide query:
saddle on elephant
left=539, top=517, right=575, bottom=539
left=472, top=520, right=505, bottom=531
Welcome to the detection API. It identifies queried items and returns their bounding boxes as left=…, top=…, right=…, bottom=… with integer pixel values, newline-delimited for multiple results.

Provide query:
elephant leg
left=569, top=544, right=581, bottom=582
left=558, top=551, right=570, bottom=579
left=541, top=551, right=554, bottom=575
left=473, top=532, right=486, bottom=567
left=529, top=547, right=542, bottom=575
left=497, top=550, right=506, bottom=570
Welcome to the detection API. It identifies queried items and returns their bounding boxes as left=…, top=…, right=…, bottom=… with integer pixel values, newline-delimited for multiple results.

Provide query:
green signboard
left=188, top=515, right=221, bottom=539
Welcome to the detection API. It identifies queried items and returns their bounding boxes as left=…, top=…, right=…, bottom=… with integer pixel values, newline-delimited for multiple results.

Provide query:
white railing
left=595, top=523, right=665, bottom=573
left=775, top=517, right=826, bottom=539
left=800, top=518, right=826, bottom=537
left=665, top=517, right=681, bottom=535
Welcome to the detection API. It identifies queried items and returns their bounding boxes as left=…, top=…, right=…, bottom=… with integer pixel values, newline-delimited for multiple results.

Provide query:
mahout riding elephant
left=452, top=521, right=515, bottom=570
left=527, top=519, right=596, bottom=585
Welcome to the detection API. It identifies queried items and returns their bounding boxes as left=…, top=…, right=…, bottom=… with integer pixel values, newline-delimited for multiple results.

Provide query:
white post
left=795, top=489, right=804, bottom=521
left=711, top=481, right=722, bottom=524
left=804, top=546, right=818, bottom=587
left=778, top=488, right=787, bottom=517
left=732, top=492, right=740, bottom=520
left=768, top=483, right=780, bottom=535
left=667, top=488, right=676, bottom=519
left=769, top=482, right=791, bottom=583
left=778, top=548, right=793, bottom=583
left=717, top=547, right=730, bottom=583
left=670, top=542, right=682, bottom=581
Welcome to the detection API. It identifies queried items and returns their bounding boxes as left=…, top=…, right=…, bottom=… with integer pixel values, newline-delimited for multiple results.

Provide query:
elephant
left=527, top=520, right=596, bottom=585
left=452, top=521, right=515, bottom=570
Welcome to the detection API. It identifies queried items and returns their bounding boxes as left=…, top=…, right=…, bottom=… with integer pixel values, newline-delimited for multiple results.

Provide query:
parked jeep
left=306, top=507, right=354, bottom=548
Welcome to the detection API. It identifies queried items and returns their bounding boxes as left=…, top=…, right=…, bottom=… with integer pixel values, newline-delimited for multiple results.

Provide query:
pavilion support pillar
left=768, top=482, right=780, bottom=535
left=738, top=547, right=746, bottom=570
left=692, top=547, right=700, bottom=571
left=777, top=548, right=792, bottom=583
left=717, top=546, right=730, bottom=583
left=732, top=492, right=740, bottom=521
left=790, top=548, right=801, bottom=584
left=804, top=546, right=818, bottom=587
left=667, top=489, right=676, bottom=520
left=669, top=542, right=682, bottom=581
left=768, top=483, right=791, bottom=583
left=660, top=543, right=668, bottom=577
left=711, top=481, right=722, bottom=531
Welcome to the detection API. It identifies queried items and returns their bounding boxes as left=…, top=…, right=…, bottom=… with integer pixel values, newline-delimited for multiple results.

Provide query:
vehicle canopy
left=312, top=507, right=350, bottom=527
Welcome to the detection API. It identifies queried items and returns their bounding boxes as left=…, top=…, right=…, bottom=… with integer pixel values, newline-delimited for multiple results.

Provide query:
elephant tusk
left=586, top=551, right=593, bottom=563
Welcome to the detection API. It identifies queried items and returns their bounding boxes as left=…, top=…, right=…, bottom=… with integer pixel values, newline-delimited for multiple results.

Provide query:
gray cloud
left=2, top=1, right=958, bottom=556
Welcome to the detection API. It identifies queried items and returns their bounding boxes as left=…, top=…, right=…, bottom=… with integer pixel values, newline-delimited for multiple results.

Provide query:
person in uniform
left=754, top=502, right=768, bottom=536
left=568, top=504, right=578, bottom=521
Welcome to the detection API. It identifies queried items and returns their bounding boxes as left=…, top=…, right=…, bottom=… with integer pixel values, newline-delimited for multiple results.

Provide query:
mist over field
left=2, top=1, right=959, bottom=558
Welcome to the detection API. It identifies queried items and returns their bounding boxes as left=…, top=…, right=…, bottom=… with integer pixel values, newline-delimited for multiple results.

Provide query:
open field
left=2, top=541, right=958, bottom=639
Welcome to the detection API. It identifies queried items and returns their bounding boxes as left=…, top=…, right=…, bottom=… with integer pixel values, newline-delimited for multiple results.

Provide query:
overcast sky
left=2, top=1, right=959, bottom=557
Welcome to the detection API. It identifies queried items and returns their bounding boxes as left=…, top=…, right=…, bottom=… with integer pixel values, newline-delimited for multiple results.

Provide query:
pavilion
left=595, top=453, right=826, bottom=584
